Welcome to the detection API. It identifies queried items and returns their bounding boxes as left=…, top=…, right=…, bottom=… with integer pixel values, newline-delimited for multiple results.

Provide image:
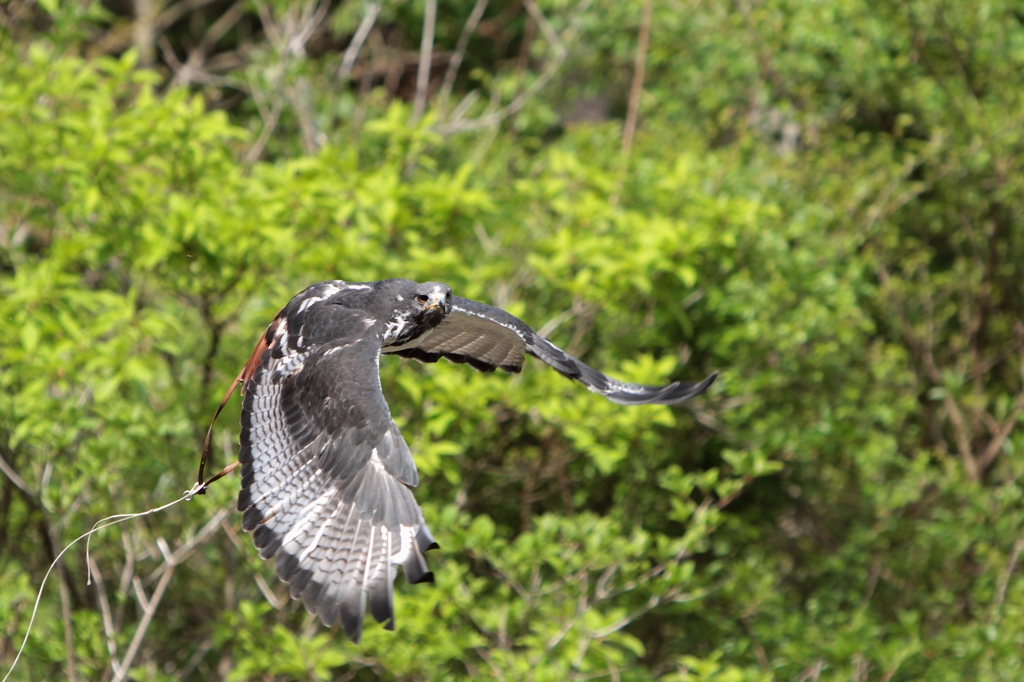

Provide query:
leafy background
left=1, top=0, right=1023, bottom=680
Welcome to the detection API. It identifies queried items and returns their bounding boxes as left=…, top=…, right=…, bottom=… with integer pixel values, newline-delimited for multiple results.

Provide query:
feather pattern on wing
left=237, top=281, right=440, bottom=643
left=237, top=278, right=715, bottom=643
left=385, top=296, right=719, bottom=404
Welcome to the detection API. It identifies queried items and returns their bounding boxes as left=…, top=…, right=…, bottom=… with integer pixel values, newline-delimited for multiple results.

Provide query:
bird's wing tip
left=606, top=369, right=719, bottom=405
left=665, top=369, right=719, bottom=404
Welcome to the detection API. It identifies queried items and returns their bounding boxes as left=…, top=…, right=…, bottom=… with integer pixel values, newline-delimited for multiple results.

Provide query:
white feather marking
left=269, top=350, right=308, bottom=382
left=339, top=499, right=358, bottom=541
left=296, top=282, right=349, bottom=313
left=349, top=518, right=363, bottom=574
left=454, top=304, right=527, bottom=339
left=382, top=312, right=414, bottom=344
left=386, top=530, right=394, bottom=584
left=382, top=326, right=437, bottom=352
left=368, top=448, right=386, bottom=474
left=298, top=490, right=343, bottom=562
left=298, top=297, right=321, bottom=313
left=389, top=525, right=416, bottom=564
left=323, top=340, right=357, bottom=357
left=282, top=486, right=334, bottom=545
left=252, top=469, right=314, bottom=523
left=251, top=460, right=320, bottom=512
left=274, top=319, right=291, bottom=353
left=362, top=526, right=377, bottom=592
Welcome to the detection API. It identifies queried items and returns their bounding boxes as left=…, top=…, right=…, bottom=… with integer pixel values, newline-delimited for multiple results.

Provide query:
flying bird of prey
left=236, top=279, right=717, bottom=641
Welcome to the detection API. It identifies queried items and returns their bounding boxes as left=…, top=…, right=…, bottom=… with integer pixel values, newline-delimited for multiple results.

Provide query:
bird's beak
left=426, top=292, right=448, bottom=312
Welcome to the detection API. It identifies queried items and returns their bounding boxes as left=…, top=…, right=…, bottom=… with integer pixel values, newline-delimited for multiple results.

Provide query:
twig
left=157, top=0, right=223, bottom=33
left=132, top=576, right=151, bottom=612
left=253, top=0, right=280, bottom=45
left=571, top=632, right=592, bottom=669
left=992, top=537, right=1024, bottom=622
left=878, top=265, right=980, bottom=480
left=474, top=646, right=508, bottom=682
left=287, top=0, right=330, bottom=56
left=591, top=593, right=661, bottom=639
left=338, top=1, right=383, bottom=82
left=34, top=498, right=80, bottom=682
left=114, top=565, right=176, bottom=682
left=289, top=78, right=321, bottom=153
left=594, top=563, right=618, bottom=600
left=172, top=0, right=248, bottom=87
left=522, top=0, right=565, bottom=58
left=435, top=0, right=594, bottom=134
left=862, top=558, right=882, bottom=606
left=449, top=90, right=481, bottom=124
left=244, top=98, right=284, bottom=163
left=739, top=615, right=774, bottom=678
left=243, top=0, right=328, bottom=162
left=544, top=612, right=580, bottom=653
left=412, top=0, right=438, bottom=123
left=87, top=556, right=123, bottom=681
left=255, top=573, right=287, bottom=609
left=796, top=659, right=824, bottom=682
left=976, top=359, right=1024, bottom=474
left=0, top=451, right=32, bottom=496
left=603, top=498, right=713, bottom=601
left=439, top=0, right=490, bottom=106
left=621, top=0, right=651, bottom=160
left=145, top=509, right=229, bottom=584
left=610, top=0, right=652, bottom=207
left=177, top=636, right=213, bottom=681
left=851, top=652, right=868, bottom=682
left=116, top=531, right=136, bottom=609
left=57, top=561, right=78, bottom=682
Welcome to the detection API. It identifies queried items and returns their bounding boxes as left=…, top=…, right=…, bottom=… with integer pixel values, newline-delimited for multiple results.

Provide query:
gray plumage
left=236, top=278, right=717, bottom=642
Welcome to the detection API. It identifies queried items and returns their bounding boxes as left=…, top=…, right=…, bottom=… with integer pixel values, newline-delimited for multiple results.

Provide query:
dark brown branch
left=975, top=359, right=1024, bottom=475
left=621, top=0, right=652, bottom=160
left=171, top=0, right=248, bottom=87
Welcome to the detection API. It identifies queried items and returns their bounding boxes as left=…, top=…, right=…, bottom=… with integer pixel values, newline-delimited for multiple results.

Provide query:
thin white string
left=2, top=482, right=205, bottom=682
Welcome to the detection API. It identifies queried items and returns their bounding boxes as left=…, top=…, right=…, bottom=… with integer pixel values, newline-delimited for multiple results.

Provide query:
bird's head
left=410, top=282, right=453, bottom=316
left=382, top=280, right=453, bottom=346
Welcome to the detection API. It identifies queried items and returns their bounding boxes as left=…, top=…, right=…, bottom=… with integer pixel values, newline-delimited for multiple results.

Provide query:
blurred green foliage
left=2, top=0, right=1024, bottom=680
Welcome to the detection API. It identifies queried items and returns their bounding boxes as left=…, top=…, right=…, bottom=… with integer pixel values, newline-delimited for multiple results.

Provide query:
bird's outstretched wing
left=238, top=310, right=436, bottom=643
left=385, top=296, right=718, bottom=405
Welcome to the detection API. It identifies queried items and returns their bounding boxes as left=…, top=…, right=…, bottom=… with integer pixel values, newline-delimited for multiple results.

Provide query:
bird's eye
left=415, top=294, right=429, bottom=303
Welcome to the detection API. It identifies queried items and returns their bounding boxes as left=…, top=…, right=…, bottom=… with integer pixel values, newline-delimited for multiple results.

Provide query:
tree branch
left=992, top=537, right=1024, bottom=622
left=411, top=0, right=438, bottom=123
left=976, top=358, right=1024, bottom=475
left=439, top=0, right=490, bottom=106
left=522, top=0, right=565, bottom=58
left=171, top=0, right=248, bottom=87
left=0, top=449, right=32, bottom=497
left=88, top=556, right=123, bottom=682
left=338, top=1, right=383, bottom=83
left=621, top=0, right=651, bottom=160
left=113, top=561, right=176, bottom=682
left=437, top=0, right=594, bottom=134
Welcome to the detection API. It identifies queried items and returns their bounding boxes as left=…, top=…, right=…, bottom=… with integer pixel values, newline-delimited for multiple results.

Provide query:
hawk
left=237, top=279, right=717, bottom=641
